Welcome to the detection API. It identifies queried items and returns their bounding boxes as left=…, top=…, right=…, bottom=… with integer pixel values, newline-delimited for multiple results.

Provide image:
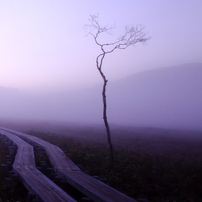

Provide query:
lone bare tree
left=85, top=15, right=150, bottom=165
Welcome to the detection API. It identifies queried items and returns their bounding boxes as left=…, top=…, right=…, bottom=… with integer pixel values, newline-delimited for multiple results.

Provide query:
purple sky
left=0, top=1, right=202, bottom=92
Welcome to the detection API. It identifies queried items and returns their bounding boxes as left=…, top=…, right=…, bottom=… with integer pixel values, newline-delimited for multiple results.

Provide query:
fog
left=1, top=1, right=202, bottom=131
left=1, top=1, right=202, bottom=92
left=1, top=63, right=202, bottom=131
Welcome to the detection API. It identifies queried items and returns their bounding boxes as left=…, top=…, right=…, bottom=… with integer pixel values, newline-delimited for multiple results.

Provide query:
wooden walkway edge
left=0, top=127, right=137, bottom=202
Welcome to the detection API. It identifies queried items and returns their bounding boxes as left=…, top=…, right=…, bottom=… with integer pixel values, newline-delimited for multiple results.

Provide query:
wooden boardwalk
left=0, top=127, right=137, bottom=202
left=0, top=129, right=76, bottom=202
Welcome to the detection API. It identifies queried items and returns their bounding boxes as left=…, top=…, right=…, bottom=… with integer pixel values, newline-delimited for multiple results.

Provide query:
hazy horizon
left=0, top=63, right=202, bottom=131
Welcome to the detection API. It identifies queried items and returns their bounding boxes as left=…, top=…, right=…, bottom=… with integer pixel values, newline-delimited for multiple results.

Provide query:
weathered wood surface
left=0, top=130, right=77, bottom=202
left=0, top=127, right=137, bottom=202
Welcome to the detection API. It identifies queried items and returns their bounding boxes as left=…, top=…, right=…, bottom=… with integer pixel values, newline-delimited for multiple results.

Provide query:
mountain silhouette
left=0, top=63, right=202, bottom=130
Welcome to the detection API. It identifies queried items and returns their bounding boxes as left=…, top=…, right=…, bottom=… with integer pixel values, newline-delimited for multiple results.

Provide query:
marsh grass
left=26, top=128, right=202, bottom=202
left=0, top=123, right=202, bottom=202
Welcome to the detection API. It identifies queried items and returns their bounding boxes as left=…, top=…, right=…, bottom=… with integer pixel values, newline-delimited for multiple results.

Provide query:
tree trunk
left=102, top=79, right=114, bottom=166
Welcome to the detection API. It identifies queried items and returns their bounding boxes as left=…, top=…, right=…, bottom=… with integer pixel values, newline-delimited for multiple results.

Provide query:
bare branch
left=85, top=15, right=150, bottom=54
left=117, top=25, right=150, bottom=49
left=84, top=15, right=115, bottom=39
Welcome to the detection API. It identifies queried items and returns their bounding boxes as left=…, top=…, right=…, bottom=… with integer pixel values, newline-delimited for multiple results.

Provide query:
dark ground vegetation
left=0, top=122, right=202, bottom=202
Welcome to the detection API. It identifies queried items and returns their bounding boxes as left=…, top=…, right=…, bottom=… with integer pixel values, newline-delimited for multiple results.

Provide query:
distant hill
left=107, top=63, right=202, bottom=129
left=0, top=63, right=202, bottom=130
